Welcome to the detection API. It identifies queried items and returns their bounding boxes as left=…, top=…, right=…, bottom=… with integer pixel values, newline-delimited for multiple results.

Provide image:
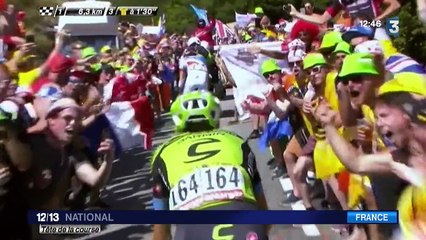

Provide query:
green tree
left=393, top=0, right=426, bottom=63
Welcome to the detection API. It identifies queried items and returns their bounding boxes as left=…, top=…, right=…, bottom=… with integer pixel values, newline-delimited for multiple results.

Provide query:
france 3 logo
left=386, top=17, right=400, bottom=37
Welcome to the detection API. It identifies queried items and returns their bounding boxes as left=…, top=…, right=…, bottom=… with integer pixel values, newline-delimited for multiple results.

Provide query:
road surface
left=75, top=89, right=341, bottom=240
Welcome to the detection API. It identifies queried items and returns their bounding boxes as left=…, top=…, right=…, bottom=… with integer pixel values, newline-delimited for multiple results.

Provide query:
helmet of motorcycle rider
left=200, top=41, right=210, bottom=50
left=198, top=19, right=206, bottom=28
left=188, top=37, right=201, bottom=47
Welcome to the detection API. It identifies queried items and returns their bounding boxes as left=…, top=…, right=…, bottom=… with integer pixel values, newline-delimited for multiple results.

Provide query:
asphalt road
left=75, top=89, right=342, bottom=240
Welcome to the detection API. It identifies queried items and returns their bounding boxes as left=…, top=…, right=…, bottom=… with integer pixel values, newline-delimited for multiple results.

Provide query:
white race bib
left=169, top=166, right=245, bottom=210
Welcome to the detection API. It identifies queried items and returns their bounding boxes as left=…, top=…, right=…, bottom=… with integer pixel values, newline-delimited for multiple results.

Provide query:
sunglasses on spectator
left=68, top=78, right=84, bottom=85
left=263, top=70, right=280, bottom=78
left=289, top=60, right=302, bottom=68
left=306, top=65, right=322, bottom=75
left=340, top=76, right=364, bottom=85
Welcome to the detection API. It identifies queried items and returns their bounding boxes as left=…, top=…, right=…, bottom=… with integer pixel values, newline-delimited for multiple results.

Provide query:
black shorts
left=174, top=201, right=268, bottom=240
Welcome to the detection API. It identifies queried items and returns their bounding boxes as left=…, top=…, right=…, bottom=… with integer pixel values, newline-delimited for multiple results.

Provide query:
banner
left=218, top=42, right=288, bottom=118
left=28, top=210, right=398, bottom=224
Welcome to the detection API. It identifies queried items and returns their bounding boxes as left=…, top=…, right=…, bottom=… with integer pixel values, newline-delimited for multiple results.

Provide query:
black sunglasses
left=263, top=70, right=280, bottom=78
left=339, top=75, right=364, bottom=85
left=289, top=61, right=302, bottom=68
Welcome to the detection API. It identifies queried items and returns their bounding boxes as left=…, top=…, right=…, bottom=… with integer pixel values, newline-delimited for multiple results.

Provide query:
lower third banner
left=28, top=210, right=398, bottom=225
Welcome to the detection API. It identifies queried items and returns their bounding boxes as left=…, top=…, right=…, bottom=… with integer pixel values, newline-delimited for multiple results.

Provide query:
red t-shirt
left=192, top=19, right=216, bottom=47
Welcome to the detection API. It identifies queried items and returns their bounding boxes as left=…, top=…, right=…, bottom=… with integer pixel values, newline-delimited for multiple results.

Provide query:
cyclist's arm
left=151, top=154, right=172, bottom=240
left=178, top=58, right=187, bottom=94
left=178, top=69, right=186, bottom=94
left=241, top=141, right=266, bottom=209
left=241, top=140, right=270, bottom=234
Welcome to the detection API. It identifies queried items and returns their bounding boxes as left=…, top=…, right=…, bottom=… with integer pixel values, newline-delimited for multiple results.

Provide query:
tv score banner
left=28, top=210, right=398, bottom=225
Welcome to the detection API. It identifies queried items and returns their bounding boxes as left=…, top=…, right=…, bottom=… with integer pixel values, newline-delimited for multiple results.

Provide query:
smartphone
left=254, top=18, right=261, bottom=29
left=25, top=35, right=35, bottom=43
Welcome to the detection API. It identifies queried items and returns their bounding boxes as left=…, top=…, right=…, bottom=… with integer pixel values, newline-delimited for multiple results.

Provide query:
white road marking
left=278, top=176, right=321, bottom=237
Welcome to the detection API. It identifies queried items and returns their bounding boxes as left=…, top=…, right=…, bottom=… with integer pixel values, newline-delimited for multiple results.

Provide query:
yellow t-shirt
left=398, top=185, right=426, bottom=239
left=312, top=71, right=346, bottom=179
left=325, top=71, right=339, bottom=111
left=18, top=68, right=41, bottom=88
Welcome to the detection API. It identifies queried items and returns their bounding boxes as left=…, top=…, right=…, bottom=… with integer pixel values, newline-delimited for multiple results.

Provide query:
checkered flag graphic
left=39, top=6, right=55, bottom=16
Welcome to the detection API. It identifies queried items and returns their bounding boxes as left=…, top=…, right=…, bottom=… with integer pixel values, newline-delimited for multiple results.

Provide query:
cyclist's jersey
left=179, top=55, right=209, bottom=93
left=151, top=129, right=259, bottom=210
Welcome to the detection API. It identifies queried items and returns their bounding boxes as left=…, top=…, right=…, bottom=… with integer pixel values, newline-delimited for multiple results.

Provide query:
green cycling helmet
left=170, top=91, right=221, bottom=132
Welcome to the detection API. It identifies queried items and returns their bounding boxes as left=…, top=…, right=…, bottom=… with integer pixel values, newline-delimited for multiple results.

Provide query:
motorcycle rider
left=177, top=37, right=210, bottom=94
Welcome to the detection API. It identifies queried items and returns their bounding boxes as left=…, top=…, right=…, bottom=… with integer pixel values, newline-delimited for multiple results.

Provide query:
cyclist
left=151, top=91, right=268, bottom=240
left=177, top=37, right=210, bottom=94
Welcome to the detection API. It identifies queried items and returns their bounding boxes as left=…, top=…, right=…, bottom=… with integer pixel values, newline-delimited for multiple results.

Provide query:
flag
left=235, top=12, right=256, bottom=28
left=158, top=13, right=166, bottom=36
left=259, top=117, right=293, bottom=150
left=385, top=53, right=426, bottom=75
left=215, top=20, right=235, bottom=40
left=82, top=114, right=123, bottom=158
left=103, top=74, right=155, bottom=151
left=190, top=4, right=208, bottom=24
left=104, top=96, right=155, bottom=151
left=158, top=13, right=166, bottom=27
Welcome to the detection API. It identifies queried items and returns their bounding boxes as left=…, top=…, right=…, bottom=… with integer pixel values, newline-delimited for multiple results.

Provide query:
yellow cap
left=378, top=72, right=426, bottom=96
